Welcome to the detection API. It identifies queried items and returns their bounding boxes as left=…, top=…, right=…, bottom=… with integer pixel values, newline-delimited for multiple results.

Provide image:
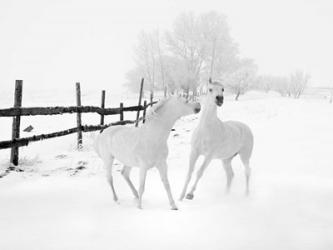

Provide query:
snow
left=1, top=92, right=333, bottom=250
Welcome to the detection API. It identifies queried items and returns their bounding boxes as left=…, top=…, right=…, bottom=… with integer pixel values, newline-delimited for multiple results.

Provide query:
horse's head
left=207, top=80, right=224, bottom=107
left=168, top=96, right=201, bottom=116
left=146, top=96, right=201, bottom=121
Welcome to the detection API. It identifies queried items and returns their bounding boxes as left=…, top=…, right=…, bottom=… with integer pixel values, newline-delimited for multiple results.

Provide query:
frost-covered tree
left=136, top=31, right=156, bottom=91
left=224, top=58, right=257, bottom=100
left=289, top=70, right=310, bottom=98
left=166, top=11, right=239, bottom=92
left=165, top=12, right=204, bottom=92
left=253, top=75, right=273, bottom=93
left=253, top=71, right=309, bottom=98
left=126, top=30, right=167, bottom=93
left=271, top=76, right=291, bottom=97
left=254, top=75, right=290, bottom=96
left=162, top=56, right=189, bottom=93
left=126, top=11, right=240, bottom=94
left=199, top=11, right=239, bottom=80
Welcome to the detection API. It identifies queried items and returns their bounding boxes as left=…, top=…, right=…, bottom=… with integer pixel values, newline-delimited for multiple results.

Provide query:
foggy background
left=1, top=0, right=332, bottom=94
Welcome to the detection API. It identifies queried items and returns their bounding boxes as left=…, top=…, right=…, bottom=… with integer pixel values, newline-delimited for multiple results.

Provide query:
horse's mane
left=145, top=97, right=170, bottom=121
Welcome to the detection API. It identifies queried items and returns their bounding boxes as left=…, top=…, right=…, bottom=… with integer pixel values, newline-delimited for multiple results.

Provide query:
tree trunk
left=185, top=88, right=190, bottom=100
left=156, top=31, right=166, bottom=94
left=209, top=39, right=217, bottom=79
left=235, top=91, right=240, bottom=101
left=192, top=87, right=197, bottom=100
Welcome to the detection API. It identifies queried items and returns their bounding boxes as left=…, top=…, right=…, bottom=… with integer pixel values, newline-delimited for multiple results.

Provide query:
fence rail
left=0, top=79, right=156, bottom=168
left=0, top=102, right=156, bottom=150
left=0, top=105, right=146, bottom=117
left=0, top=120, right=136, bottom=149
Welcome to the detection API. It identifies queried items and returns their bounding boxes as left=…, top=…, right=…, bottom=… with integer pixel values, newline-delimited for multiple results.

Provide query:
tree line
left=125, top=11, right=310, bottom=100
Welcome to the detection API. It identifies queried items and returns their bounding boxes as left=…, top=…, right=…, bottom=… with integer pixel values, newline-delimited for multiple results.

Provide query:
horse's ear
left=209, top=77, right=212, bottom=84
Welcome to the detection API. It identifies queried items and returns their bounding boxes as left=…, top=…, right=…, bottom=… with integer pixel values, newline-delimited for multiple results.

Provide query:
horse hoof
left=171, top=206, right=178, bottom=210
left=186, top=193, right=194, bottom=200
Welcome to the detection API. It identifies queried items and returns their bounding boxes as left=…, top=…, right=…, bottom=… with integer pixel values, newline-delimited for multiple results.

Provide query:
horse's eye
left=209, top=88, right=213, bottom=92
left=222, top=88, right=224, bottom=92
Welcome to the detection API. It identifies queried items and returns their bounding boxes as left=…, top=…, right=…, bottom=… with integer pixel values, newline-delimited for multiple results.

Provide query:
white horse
left=95, top=96, right=201, bottom=209
left=179, top=81, right=254, bottom=200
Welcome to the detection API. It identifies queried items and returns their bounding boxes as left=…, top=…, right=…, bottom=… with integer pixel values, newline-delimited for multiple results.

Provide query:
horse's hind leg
left=121, top=165, right=139, bottom=199
left=179, top=148, right=199, bottom=201
left=105, top=156, right=118, bottom=202
left=239, top=154, right=251, bottom=196
left=222, top=158, right=234, bottom=193
left=138, top=167, right=148, bottom=209
left=186, top=155, right=212, bottom=200
left=240, top=131, right=253, bottom=196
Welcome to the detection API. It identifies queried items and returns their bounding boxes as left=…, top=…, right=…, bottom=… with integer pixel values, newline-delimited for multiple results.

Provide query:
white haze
left=0, top=0, right=332, bottom=94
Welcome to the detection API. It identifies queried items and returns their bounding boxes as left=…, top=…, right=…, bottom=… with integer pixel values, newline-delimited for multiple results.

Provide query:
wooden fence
left=0, top=79, right=156, bottom=168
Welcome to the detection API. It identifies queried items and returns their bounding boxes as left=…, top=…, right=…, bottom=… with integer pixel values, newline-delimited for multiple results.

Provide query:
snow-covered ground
left=1, top=91, right=333, bottom=250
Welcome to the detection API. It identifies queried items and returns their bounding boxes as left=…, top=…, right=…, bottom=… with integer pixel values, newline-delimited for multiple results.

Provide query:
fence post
left=10, top=80, right=23, bottom=167
left=76, top=82, right=83, bottom=150
left=142, top=100, right=147, bottom=124
left=120, top=102, right=124, bottom=121
left=150, top=90, right=154, bottom=107
left=135, top=78, right=144, bottom=127
left=100, top=90, right=106, bottom=125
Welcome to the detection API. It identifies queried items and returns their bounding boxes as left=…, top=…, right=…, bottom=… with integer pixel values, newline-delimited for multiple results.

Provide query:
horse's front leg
left=222, top=158, right=234, bottom=193
left=179, top=148, right=199, bottom=201
left=157, top=161, right=178, bottom=210
left=138, top=167, right=148, bottom=209
left=186, top=155, right=213, bottom=200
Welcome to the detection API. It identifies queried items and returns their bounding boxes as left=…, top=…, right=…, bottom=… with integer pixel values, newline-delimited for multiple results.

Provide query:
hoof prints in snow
left=55, top=154, right=68, bottom=160
left=68, top=161, right=88, bottom=176
left=0, top=166, right=24, bottom=179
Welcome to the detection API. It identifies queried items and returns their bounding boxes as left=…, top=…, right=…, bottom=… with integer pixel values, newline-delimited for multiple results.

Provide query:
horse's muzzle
left=216, top=96, right=224, bottom=106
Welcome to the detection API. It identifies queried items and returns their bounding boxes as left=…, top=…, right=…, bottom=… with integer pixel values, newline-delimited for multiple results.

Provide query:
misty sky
left=0, top=0, right=332, bottom=93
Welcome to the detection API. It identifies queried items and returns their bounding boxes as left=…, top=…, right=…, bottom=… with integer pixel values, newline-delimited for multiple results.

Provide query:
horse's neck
left=143, top=109, right=179, bottom=139
left=199, top=98, right=221, bottom=126
left=197, top=102, right=225, bottom=138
